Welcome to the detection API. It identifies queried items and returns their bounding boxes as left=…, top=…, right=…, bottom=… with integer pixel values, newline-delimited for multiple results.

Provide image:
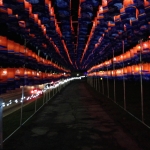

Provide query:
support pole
left=20, top=85, right=24, bottom=126
left=139, top=39, right=144, bottom=122
left=113, top=49, right=116, bottom=102
left=122, top=40, right=126, bottom=110
left=99, top=77, right=101, bottom=92
left=0, top=98, right=3, bottom=150
left=107, top=64, right=109, bottom=98
left=102, top=78, right=104, bottom=94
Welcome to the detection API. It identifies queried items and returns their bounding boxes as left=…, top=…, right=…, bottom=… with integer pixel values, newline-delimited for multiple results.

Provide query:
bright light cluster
left=2, top=77, right=85, bottom=108
left=2, top=93, right=41, bottom=108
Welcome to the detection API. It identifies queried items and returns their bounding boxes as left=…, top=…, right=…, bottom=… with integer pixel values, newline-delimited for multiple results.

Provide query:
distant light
left=77, top=74, right=79, bottom=76
left=100, top=78, right=103, bottom=80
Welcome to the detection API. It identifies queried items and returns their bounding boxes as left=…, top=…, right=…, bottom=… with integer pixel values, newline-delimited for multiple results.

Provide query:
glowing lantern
left=114, top=15, right=121, bottom=22
left=7, top=68, right=15, bottom=90
left=127, top=66, right=132, bottom=74
left=116, top=69, right=123, bottom=77
left=132, top=64, right=141, bottom=74
left=34, top=14, right=38, bottom=23
left=124, top=51, right=131, bottom=61
left=7, top=8, right=12, bottom=15
left=123, top=0, right=134, bottom=8
left=32, top=52, right=36, bottom=61
left=27, top=49, right=33, bottom=60
left=38, top=19, right=41, bottom=26
left=142, top=41, right=150, bottom=52
left=0, top=36, right=7, bottom=53
left=19, top=45, right=25, bottom=59
left=0, top=68, right=7, bottom=83
left=0, top=0, right=3, bottom=6
left=7, top=40, right=14, bottom=56
left=142, top=63, right=150, bottom=73
left=111, top=70, right=116, bottom=77
left=14, top=42, right=20, bottom=56
left=144, top=0, right=150, bottom=8
left=102, top=0, right=108, bottom=13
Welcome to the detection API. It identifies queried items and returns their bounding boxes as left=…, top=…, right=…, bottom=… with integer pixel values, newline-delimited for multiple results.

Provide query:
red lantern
left=7, top=40, right=15, bottom=55
left=7, top=68, right=15, bottom=81
left=0, top=68, right=7, bottom=83
left=0, top=36, right=7, bottom=53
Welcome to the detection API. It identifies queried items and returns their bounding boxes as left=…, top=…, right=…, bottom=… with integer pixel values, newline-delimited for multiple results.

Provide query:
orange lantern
left=19, top=45, right=25, bottom=57
left=7, top=40, right=14, bottom=55
left=27, top=49, right=33, bottom=59
left=114, top=15, right=121, bottom=22
left=14, top=42, right=20, bottom=56
left=0, top=36, right=7, bottom=53
left=0, top=68, right=7, bottom=83
left=142, top=63, right=150, bottom=73
left=142, top=41, right=150, bottom=52
left=34, top=14, right=38, bottom=23
left=32, top=52, right=36, bottom=61
left=144, top=0, right=150, bottom=8
left=7, top=68, right=15, bottom=81
left=123, top=0, right=134, bottom=8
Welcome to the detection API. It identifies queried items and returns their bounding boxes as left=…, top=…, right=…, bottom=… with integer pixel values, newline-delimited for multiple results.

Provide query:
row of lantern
left=55, top=0, right=75, bottom=64
left=0, top=67, right=70, bottom=94
left=76, top=0, right=100, bottom=66
left=0, top=0, right=72, bottom=68
left=26, top=0, right=73, bottom=66
left=88, top=40, right=150, bottom=73
left=0, top=36, right=70, bottom=73
left=88, top=63, right=150, bottom=80
left=81, top=0, right=150, bottom=68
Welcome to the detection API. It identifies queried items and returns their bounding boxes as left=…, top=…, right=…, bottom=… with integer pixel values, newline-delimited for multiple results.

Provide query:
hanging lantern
left=27, top=49, right=33, bottom=61
left=34, top=14, right=38, bottom=24
left=124, top=51, right=131, bottom=62
left=7, top=68, right=15, bottom=90
left=19, top=44, right=25, bottom=59
left=7, top=8, right=12, bottom=15
left=24, top=0, right=31, bottom=12
left=142, top=41, right=150, bottom=52
left=108, top=21, right=115, bottom=27
left=144, top=0, right=150, bottom=12
left=97, top=6, right=104, bottom=19
left=120, top=6, right=127, bottom=20
left=102, top=0, right=108, bottom=13
left=0, top=68, right=7, bottom=83
left=32, top=52, right=36, bottom=61
left=7, top=40, right=15, bottom=57
left=116, top=69, right=123, bottom=79
left=114, top=15, right=121, bottom=23
left=123, top=0, right=137, bottom=21
left=14, top=42, right=20, bottom=57
left=18, top=68, right=25, bottom=86
left=0, top=68, right=7, bottom=94
left=0, top=0, right=3, bottom=6
left=132, top=64, right=141, bottom=75
left=38, top=19, right=41, bottom=26
left=0, top=36, right=7, bottom=54
left=111, top=70, right=116, bottom=77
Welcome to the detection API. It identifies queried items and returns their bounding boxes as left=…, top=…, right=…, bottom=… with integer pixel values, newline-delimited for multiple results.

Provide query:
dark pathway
left=4, top=81, right=144, bottom=150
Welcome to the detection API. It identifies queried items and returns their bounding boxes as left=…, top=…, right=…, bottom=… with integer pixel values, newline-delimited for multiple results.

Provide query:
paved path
left=4, top=81, right=142, bottom=150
